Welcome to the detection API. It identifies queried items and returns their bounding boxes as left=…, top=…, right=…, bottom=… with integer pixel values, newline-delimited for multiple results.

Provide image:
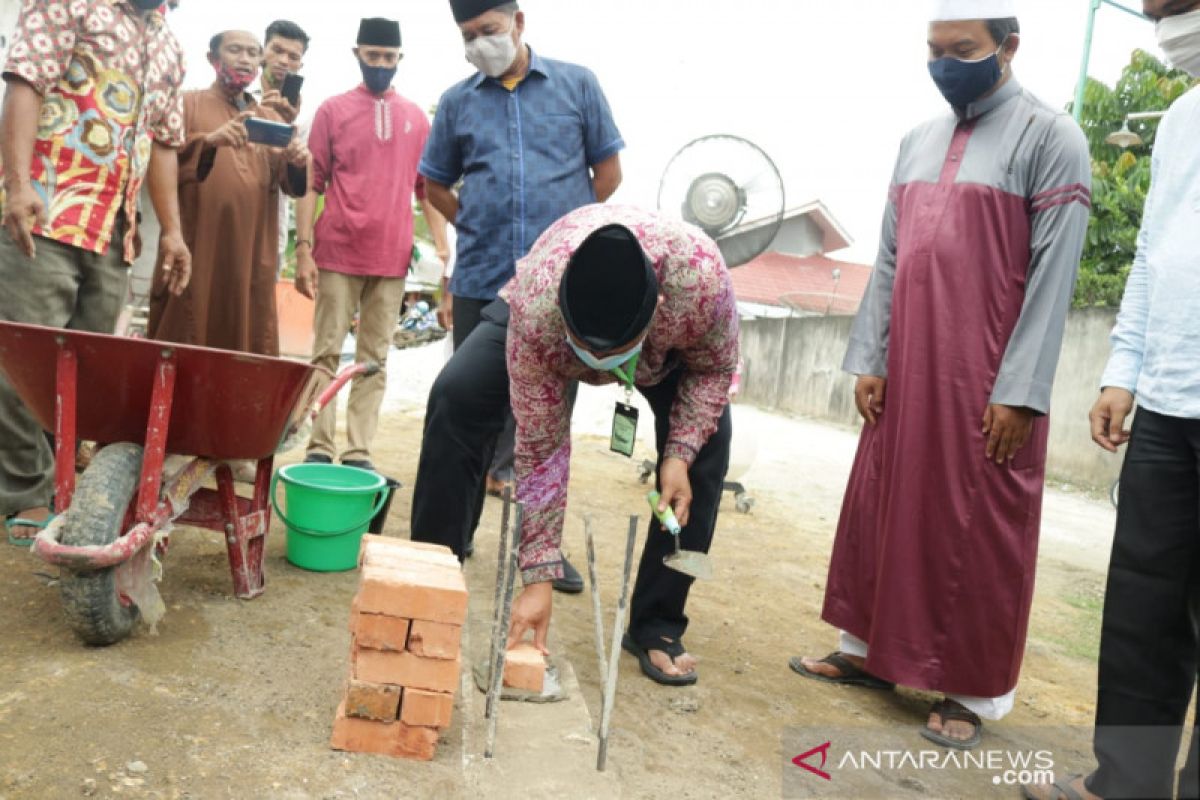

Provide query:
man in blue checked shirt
left=412, top=0, right=624, bottom=593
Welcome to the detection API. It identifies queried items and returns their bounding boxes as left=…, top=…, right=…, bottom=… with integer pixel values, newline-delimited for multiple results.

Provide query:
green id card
left=610, top=402, right=639, bottom=457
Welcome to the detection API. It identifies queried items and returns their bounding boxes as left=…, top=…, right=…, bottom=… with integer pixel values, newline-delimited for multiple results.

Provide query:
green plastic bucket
left=271, top=464, right=389, bottom=572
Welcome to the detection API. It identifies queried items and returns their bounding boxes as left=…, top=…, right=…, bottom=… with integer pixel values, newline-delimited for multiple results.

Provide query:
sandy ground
left=0, top=338, right=1160, bottom=800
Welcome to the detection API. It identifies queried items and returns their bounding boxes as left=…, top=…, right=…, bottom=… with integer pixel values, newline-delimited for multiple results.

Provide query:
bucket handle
left=269, top=472, right=390, bottom=539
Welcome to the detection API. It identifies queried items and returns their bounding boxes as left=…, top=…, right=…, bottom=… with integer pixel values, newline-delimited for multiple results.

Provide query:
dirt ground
left=0, top=388, right=1161, bottom=800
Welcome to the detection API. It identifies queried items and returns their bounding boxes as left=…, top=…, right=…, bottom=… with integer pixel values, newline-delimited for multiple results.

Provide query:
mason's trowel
left=647, top=491, right=713, bottom=580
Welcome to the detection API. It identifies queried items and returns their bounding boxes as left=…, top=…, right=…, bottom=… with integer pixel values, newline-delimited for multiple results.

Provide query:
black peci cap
left=357, top=18, right=401, bottom=48
left=558, top=225, right=659, bottom=352
left=449, top=0, right=513, bottom=24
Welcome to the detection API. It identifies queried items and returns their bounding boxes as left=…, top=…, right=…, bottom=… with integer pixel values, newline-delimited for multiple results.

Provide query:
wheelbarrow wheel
left=60, top=443, right=144, bottom=646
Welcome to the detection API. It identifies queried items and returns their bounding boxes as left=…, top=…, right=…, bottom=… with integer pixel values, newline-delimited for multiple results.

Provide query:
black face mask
left=130, top=0, right=163, bottom=9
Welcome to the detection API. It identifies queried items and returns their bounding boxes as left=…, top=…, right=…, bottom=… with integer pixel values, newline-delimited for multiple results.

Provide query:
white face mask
left=1156, top=8, right=1200, bottom=77
left=465, top=20, right=519, bottom=78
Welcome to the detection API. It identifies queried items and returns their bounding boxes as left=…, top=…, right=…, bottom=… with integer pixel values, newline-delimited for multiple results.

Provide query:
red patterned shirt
left=501, top=204, right=740, bottom=584
left=1, top=0, right=186, bottom=262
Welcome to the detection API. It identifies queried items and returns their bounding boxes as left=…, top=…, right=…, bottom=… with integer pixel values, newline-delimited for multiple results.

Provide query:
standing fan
left=657, top=134, right=786, bottom=267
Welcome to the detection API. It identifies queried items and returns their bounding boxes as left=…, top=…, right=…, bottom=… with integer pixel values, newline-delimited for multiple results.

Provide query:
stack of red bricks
left=330, top=535, right=467, bottom=761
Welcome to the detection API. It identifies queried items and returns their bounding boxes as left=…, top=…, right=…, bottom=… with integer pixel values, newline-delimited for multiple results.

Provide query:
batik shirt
left=1, top=0, right=186, bottom=262
left=501, top=204, right=739, bottom=583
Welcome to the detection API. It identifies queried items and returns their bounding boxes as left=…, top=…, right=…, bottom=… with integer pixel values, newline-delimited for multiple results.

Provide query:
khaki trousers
left=0, top=232, right=128, bottom=517
left=307, top=269, right=404, bottom=463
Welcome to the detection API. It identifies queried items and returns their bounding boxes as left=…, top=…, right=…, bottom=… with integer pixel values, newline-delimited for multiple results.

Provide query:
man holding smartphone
left=148, top=30, right=309, bottom=356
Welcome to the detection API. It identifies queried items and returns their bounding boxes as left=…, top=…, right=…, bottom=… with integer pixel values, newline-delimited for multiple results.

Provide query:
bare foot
left=1020, top=774, right=1101, bottom=800
left=926, top=700, right=978, bottom=742
left=6, top=506, right=51, bottom=541
left=647, top=637, right=696, bottom=677
left=797, top=652, right=866, bottom=679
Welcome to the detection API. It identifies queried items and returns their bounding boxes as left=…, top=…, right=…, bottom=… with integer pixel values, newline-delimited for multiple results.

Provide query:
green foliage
left=1070, top=50, right=1195, bottom=307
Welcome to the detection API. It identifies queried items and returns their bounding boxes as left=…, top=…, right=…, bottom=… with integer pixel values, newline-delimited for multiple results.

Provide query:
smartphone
left=281, top=73, right=304, bottom=107
left=245, top=117, right=295, bottom=148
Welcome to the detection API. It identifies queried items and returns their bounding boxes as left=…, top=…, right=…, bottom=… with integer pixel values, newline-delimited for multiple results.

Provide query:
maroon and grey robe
left=822, top=79, right=1092, bottom=699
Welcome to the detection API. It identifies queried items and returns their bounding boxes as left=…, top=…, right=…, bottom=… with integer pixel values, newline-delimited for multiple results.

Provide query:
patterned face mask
left=214, top=61, right=259, bottom=94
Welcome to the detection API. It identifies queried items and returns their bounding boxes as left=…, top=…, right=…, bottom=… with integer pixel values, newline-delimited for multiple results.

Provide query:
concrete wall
left=738, top=308, right=1125, bottom=490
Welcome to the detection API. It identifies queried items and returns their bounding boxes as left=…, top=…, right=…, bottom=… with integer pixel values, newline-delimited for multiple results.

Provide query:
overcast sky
left=162, top=0, right=1160, bottom=263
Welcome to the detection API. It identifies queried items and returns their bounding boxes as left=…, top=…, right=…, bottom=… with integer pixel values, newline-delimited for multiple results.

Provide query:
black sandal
left=1019, top=774, right=1090, bottom=800
left=920, top=699, right=982, bottom=750
left=622, top=633, right=698, bottom=686
left=788, top=652, right=895, bottom=690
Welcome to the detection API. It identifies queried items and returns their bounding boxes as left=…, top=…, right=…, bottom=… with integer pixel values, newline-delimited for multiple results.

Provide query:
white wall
left=737, top=310, right=1125, bottom=491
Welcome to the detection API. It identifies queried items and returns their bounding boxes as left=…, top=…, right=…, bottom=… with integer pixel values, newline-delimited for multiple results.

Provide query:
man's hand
left=658, top=456, right=693, bottom=528
left=854, top=375, right=887, bottom=425
left=1089, top=388, right=1135, bottom=453
left=437, top=282, right=453, bottom=331
left=259, top=89, right=298, bottom=123
left=295, top=247, right=319, bottom=300
left=982, top=404, right=1035, bottom=464
left=156, top=229, right=191, bottom=297
left=507, top=581, right=552, bottom=656
left=205, top=110, right=252, bottom=149
left=283, top=136, right=309, bottom=167
left=2, top=180, right=46, bottom=258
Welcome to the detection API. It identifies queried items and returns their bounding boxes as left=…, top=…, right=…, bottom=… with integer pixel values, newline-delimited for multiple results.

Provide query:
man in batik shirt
left=0, top=0, right=189, bottom=544
left=412, top=204, right=738, bottom=686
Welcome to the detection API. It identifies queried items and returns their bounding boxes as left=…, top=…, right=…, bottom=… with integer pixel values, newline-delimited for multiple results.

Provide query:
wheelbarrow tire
left=59, top=443, right=144, bottom=646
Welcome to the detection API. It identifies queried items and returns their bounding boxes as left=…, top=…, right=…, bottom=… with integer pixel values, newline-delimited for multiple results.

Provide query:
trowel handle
left=646, top=491, right=682, bottom=536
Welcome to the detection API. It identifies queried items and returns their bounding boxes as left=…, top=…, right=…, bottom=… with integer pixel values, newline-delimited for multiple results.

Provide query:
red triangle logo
left=792, top=741, right=832, bottom=781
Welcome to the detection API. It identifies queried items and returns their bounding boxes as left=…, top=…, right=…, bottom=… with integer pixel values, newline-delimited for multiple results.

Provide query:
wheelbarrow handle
left=311, top=362, right=381, bottom=420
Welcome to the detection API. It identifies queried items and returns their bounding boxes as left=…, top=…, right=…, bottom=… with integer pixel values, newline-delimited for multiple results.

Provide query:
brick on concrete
left=503, top=643, right=546, bottom=693
left=399, top=687, right=455, bottom=730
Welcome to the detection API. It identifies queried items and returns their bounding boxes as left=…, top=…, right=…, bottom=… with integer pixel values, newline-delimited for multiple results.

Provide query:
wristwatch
left=295, top=239, right=313, bottom=249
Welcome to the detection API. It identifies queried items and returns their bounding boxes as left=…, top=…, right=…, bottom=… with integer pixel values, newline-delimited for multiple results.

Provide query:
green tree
left=1071, top=49, right=1194, bottom=307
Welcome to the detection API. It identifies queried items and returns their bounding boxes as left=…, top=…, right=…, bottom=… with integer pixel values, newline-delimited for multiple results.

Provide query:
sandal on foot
left=1020, top=774, right=1091, bottom=800
left=920, top=699, right=982, bottom=750
left=622, top=633, right=698, bottom=686
left=5, top=513, right=55, bottom=547
left=788, top=652, right=895, bottom=690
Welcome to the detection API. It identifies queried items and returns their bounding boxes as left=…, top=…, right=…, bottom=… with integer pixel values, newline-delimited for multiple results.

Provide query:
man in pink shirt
left=295, top=17, right=448, bottom=471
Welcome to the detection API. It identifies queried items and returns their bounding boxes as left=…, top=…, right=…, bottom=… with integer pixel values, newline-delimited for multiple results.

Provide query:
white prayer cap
left=930, top=0, right=1018, bottom=21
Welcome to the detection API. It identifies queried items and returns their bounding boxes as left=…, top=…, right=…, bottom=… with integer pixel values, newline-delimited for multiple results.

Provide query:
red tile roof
left=731, top=252, right=872, bottom=315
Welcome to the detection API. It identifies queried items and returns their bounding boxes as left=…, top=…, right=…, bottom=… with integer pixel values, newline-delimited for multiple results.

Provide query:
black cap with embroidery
left=449, top=0, right=514, bottom=24
left=357, top=18, right=401, bottom=47
left=559, top=225, right=659, bottom=353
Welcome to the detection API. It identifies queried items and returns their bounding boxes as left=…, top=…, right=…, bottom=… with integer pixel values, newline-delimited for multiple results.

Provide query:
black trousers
left=411, top=300, right=732, bottom=644
left=452, top=297, right=515, bottom=483
left=1087, top=409, right=1200, bottom=800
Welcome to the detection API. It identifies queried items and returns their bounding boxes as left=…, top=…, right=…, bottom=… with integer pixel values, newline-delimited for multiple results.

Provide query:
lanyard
left=610, top=352, right=640, bottom=400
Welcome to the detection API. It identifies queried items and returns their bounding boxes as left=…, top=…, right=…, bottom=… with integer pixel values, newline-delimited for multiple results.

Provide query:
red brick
left=354, top=649, right=461, bottom=693
left=356, top=564, right=467, bottom=626
left=365, top=547, right=461, bottom=573
left=351, top=612, right=411, bottom=652
left=503, top=644, right=546, bottom=693
left=330, top=701, right=439, bottom=761
left=406, top=620, right=462, bottom=660
left=344, top=680, right=401, bottom=722
left=359, top=535, right=458, bottom=569
left=399, top=687, right=455, bottom=729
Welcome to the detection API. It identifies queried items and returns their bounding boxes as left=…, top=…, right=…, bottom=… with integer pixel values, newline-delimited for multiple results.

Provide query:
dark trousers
left=1087, top=409, right=1200, bottom=800
left=411, top=300, right=732, bottom=643
left=452, top=297, right=515, bottom=483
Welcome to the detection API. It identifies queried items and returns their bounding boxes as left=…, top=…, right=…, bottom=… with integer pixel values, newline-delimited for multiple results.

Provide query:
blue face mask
left=359, top=62, right=397, bottom=94
left=130, top=0, right=162, bottom=9
left=567, top=337, right=644, bottom=373
left=927, top=40, right=1006, bottom=109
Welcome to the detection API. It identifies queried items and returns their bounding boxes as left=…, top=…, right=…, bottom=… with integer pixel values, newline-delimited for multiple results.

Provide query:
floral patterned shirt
left=501, top=204, right=739, bottom=584
left=1, top=0, right=186, bottom=262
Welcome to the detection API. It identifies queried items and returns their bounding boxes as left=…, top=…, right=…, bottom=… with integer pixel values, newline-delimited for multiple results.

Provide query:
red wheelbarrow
left=0, top=321, right=371, bottom=646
